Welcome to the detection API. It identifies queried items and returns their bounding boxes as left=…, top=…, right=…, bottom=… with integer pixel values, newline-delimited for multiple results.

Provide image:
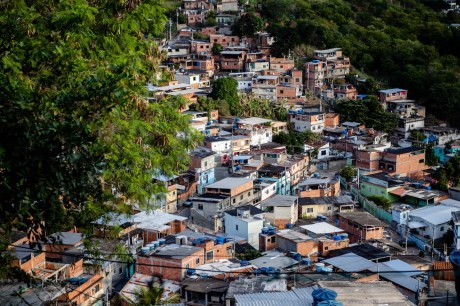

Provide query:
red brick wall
left=319, top=239, right=349, bottom=256
left=259, top=234, right=276, bottom=252
left=137, top=248, right=205, bottom=281
left=13, top=252, right=46, bottom=273
left=338, top=215, right=384, bottom=243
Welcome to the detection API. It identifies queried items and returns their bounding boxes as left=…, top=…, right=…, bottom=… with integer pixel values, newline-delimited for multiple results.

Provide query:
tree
left=177, top=13, right=187, bottom=24
left=211, top=77, right=240, bottom=115
left=212, top=43, right=223, bottom=55
left=205, top=11, right=217, bottom=26
left=425, top=143, right=439, bottom=166
left=233, top=13, right=264, bottom=38
left=273, top=130, right=320, bottom=154
left=0, top=1, right=201, bottom=245
left=368, top=196, right=392, bottom=210
left=339, top=166, right=357, bottom=182
left=130, top=280, right=180, bottom=306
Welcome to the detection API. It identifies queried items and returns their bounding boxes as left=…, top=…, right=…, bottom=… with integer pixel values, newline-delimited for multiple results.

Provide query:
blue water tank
left=146, top=243, right=155, bottom=251
left=333, top=235, right=341, bottom=241
left=224, top=238, right=232, bottom=242
left=240, top=260, right=250, bottom=266
left=261, top=227, right=269, bottom=234
left=201, top=273, right=209, bottom=278
left=158, top=239, right=166, bottom=245
left=187, top=268, right=196, bottom=275
left=425, top=186, right=432, bottom=190
left=302, top=258, right=311, bottom=265
left=293, top=253, right=302, bottom=261
left=285, top=223, right=294, bottom=229
left=322, top=267, right=333, bottom=273
left=341, top=233, right=349, bottom=239
left=215, top=237, right=225, bottom=245
left=313, top=173, right=320, bottom=178
left=153, top=241, right=160, bottom=248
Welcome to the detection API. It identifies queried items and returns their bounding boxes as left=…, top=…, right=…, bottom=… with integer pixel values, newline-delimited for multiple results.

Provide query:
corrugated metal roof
left=369, top=260, right=422, bottom=277
left=323, top=252, right=376, bottom=272
left=234, top=289, right=315, bottom=306
left=292, top=285, right=320, bottom=303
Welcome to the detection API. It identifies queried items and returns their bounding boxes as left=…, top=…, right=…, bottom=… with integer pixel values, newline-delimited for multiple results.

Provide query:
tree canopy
left=0, top=1, right=200, bottom=241
left=261, top=0, right=460, bottom=127
left=334, top=97, right=399, bottom=133
left=232, top=13, right=264, bottom=38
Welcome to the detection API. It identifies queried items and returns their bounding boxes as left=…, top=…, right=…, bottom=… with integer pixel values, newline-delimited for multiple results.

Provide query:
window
left=280, top=90, right=284, bottom=94
left=233, top=198, right=236, bottom=204
left=185, top=263, right=190, bottom=269
left=196, top=258, right=200, bottom=264
left=321, top=150, right=327, bottom=156
left=307, top=208, right=314, bottom=213
left=198, top=204, right=203, bottom=210
left=240, top=195, right=243, bottom=200
left=94, top=284, right=100, bottom=292
left=236, top=224, right=239, bottom=230
left=206, top=251, right=214, bottom=261
left=324, top=246, right=329, bottom=250
left=226, top=246, right=232, bottom=254
left=248, top=192, right=251, bottom=196
left=419, top=159, right=425, bottom=163
left=119, top=267, right=123, bottom=275
left=204, top=161, right=208, bottom=167
left=270, top=236, right=276, bottom=243
left=327, top=206, right=332, bottom=211
left=440, top=226, right=445, bottom=231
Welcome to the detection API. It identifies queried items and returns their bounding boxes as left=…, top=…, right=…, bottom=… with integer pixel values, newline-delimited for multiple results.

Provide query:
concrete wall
left=276, top=235, right=318, bottom=256
left=224, top=214, right=264, bottom=249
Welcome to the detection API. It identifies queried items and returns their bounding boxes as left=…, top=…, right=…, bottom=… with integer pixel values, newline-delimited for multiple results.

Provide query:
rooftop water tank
left=140, top=247, right=150, bottom=255
left=302, top=258, right=311, bottom=265
left=158, top=239, right=166, bottom=245
left=315, top=263, right=325, bottom=273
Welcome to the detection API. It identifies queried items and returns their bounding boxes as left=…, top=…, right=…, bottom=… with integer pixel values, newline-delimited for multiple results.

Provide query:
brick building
left=337, top=212, right=387, bottom=243
left=275, top=230, right=318, bottom=257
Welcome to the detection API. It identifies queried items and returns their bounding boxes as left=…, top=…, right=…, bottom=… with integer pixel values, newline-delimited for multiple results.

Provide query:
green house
left=359, top=172, right=404, bottom=203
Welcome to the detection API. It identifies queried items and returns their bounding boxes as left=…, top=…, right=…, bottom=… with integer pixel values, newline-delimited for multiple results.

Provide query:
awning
left=408, top=221, right=425, bottom=229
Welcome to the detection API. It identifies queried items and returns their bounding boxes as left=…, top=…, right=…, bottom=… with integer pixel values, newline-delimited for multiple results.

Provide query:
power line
left=4, top=241, right=455, bottom=275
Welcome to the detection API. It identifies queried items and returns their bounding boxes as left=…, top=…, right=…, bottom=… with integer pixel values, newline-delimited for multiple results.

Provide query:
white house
left=224, top=205, right=265, bottom=249
left=407, top=200, right=460, bottom=240
left=204, top=136, right=232, bottom=154
left=303, top=140, right=330, bottom=160
left=235, top=117, right=273, bottom=146
left=254, top=179, right=277, bottom=203
left=288, top=111, right=325, bottom=133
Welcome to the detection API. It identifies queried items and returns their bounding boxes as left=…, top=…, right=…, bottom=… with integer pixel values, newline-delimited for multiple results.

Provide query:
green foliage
left=205, top=10, right=217, bottom=26
left=273, top=130, right=320, bottom=154
left=212, top=43, right=223, bottom=55
left=425, top=143, right=439, bottom=166
left=434, top=156, right=460, bottom=188
left=232, top=13, right=264, bottom=37
left=177, top=13, right=187, bottom=24
left=0, top=1, right=200, bottom=243
left=130, top=281, right=180, bottom=306
left=236, top=248, right=262, bottom=260
left=339, top=166, right=357, bottom=182
left=334, top=97, right=398, bottom=133
left=211, top=77, right=240, bottom=114
left=261, top=0, right=460, bottom=127
left=368, top=196, right=392, bottom=210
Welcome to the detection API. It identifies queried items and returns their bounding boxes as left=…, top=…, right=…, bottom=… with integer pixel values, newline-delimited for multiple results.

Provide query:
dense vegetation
left=261, top=0, right=460, bottom=127
left=0, top=1, right=201, bottom=243
left=334, top=97, right=399, bottom=133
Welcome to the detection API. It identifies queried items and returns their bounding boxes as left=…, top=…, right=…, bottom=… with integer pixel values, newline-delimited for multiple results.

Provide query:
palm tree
left=129, top=280, right=180, bottom=306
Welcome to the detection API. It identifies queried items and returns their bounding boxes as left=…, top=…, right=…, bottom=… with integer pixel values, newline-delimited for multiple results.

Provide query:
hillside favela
left=2, top=0, right=460, bottom=305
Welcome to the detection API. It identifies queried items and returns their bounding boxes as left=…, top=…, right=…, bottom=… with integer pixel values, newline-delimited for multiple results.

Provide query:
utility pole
left=168, top=18, right=172, bottom=41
